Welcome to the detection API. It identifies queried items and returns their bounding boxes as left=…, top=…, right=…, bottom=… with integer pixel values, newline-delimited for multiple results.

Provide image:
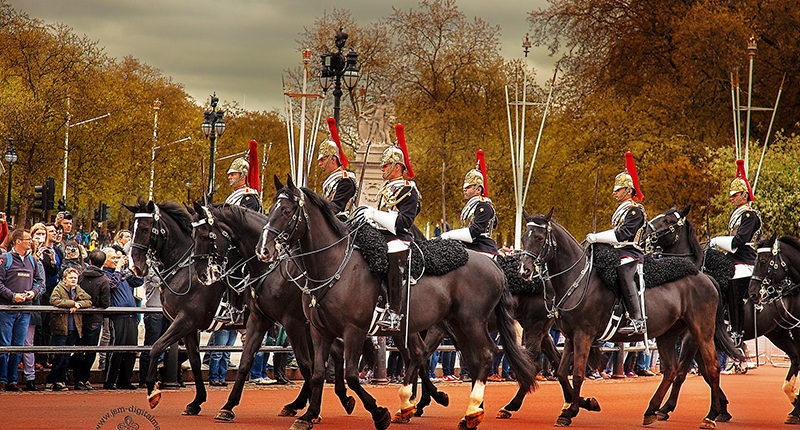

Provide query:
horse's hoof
left=458, top=410, right=484, bottom=429
left=414, top=406, right=425, bottom=417
left=391, top=406, right=416, bottom=424
left=147, top=389, right=162, bottom=409
left=496, top=408, right=512, bottom=419
left=785, top=414, right=800, bottom=425
left=342, top=396, right=355, bottom=414
left=214, top=409, right=235, bottom=422
left=373, top=407, right=391, bottom=430
left=643, top=414, right=657, bottom=426
left=311, top=416, right=322, bottom=424
left=434, top=390, right=450, bottom=407
left=555, top=416, right=572, bottom=427
left=288, top=419, right=314, bottom=430
left=700, top=418, right=716, bottom=429
left=656, top=411, right=670, bottom=421
left=279, top=407, right=298, bottom=417
left=182, top=404, right=201, bottom=416
left=716, top=412, right=732, bottom=423
left=585, top=397, right=601, bottom=412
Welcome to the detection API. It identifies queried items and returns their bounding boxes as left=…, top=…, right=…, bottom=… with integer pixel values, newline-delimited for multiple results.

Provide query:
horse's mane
left=780, top=236, right=800, bottom=253
left=665, top=207, right=705, bottom=260
left=530, top=214, right=581, bottom=248
left=209, top=203, right=268, bottom=230
left=156, top=201, right=193, bottom=236
left=299, top=187, right=348, bottom=237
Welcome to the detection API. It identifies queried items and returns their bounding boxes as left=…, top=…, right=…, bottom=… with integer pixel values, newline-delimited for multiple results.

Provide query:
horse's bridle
left=131, top=206, right=194, bottom=296
left=521, top=221, right=557, bottom=270
left=263, top=192, right=310, bottom=254
left=644, top=211, right=686, bottom=257
left=192, top=206, right=241, bottom=284
left=752, top=240, right=799, bottom=305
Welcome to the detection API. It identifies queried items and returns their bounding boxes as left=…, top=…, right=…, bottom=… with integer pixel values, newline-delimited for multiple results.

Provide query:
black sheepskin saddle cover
left=351, top=223, right=389, bottom=274
left=592, top=244, right=699, bottom=289
left=498, top=254, right=542, bottom=296
left=409, top=239, right=469, bottom=278
left=350, top=224, right=468, bottom=277
left=702, top=248, right=735, bottom=289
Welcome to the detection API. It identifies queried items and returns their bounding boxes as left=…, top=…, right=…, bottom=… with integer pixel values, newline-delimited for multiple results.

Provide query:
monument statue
left=352, top=94, right=396, bottom=206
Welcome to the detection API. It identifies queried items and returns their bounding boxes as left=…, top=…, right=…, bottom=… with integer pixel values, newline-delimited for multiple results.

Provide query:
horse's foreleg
left=392, top=336, right=423, bottom=423
left=556, top=333, right=592, bottom=427
left=182, top=332, right=206, bottom=416
left=215, top=314, right=271, bottom=422
left=687, top=315, right=722, bottom=428
left=280, top=320, right=314, bottom=415
left=449, top=321, right=495, bottom=429
left=644, top=334, right=680, bottom=425
left=292, top=329, right=333, bottom=429
left=415, top=325, right=449, bottom=417
left=657, top=334, right=696, bottom=420
left=556, top=338, right=574, bottom=405
left=344, top=330, right=390, bottom=430
left=145, top=316, right=193, bottom=409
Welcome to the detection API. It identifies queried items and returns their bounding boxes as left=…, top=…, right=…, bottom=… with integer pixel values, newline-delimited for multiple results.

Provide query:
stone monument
left=351, top=94, right=396, bottom=206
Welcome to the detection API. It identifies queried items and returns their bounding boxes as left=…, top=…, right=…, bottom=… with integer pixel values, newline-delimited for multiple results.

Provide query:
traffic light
left=45, top=177, right=55, bottom=210
left=101, top=203, right=109, bottom=221
left=57, top=197, right=66, bottom=212
left=93, top=207, right=101, bottom=222
left=33, top=183, right=46, bottom=210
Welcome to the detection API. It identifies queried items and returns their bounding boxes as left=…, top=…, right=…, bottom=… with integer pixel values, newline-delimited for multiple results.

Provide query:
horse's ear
left=545, top=207, right=554, bottom=222
left=122, top=203, right=136, bottom=214
left=193, top=201, right=205, bottom=216
left=770, top=233, right=777, bottom=245
left=274, top=175, right=283, bottom=191
left=680, top=205, right=692, bottom=217
left=523, top=208, right=532, bottom=222
left=184, top=203, right=195, bottom=215
left=286, top=174, right=296, bottom=190
left=147, top=201, right=156, bottom=213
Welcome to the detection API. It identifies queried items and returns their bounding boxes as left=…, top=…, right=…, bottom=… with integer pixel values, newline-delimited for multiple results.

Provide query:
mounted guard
left=215, top=140, right=262, bottom=325
left=318, top=118, right=356, bottom=214
left=586, top=152, right=647, bottom=335
left=353, top=124, right=421, bottom=332
left=709, top=160, right=762, bottom=344
left=440, top=150, right=498, bottom=255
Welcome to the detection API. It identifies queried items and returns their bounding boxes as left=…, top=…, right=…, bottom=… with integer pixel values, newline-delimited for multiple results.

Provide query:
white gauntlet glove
left=370, top=210, right=398, bottom=234
left=585, top=229, right=618, bottom=245
left=710, top=236, right=736, bottom=253
left=440, top=227, right=473, bottom=243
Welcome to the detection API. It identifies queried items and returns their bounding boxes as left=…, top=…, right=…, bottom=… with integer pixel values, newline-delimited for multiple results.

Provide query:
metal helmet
left=613, top=172, right=634, bottom=192
left=227, top=157, right=249, bottom=176
left=462, top=150, right=488, bottom=196
left=381, top=146, right=405, bottom=168
left=730, top=159, right=755, bottom=201
left=318, top=140, right=339, bottom=161
left=612, top=152, right=643, bottom=202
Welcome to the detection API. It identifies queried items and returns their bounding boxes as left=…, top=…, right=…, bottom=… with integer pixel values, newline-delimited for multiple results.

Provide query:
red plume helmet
left=625, top=152, right=644, bottom=202
left=247, top=139, right=260, bottom=192
left=325, top=117, right=349, bottom=168
left=395, top=124, right=414, bottom=178
left=734, top=159, right=755, bottom=202
left=476, top=150, right=488, bottom=196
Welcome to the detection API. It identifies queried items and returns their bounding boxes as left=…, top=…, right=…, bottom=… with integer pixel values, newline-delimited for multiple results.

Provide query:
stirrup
left=376, top=310, right=402, bottom=332
left=619, top=319, right=646, bottom=335
left=730, top=331, right=744, bottom=346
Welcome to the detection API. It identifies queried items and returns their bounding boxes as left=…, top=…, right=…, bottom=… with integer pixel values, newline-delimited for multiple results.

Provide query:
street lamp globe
left=343, top=67, right=360, bottom=90
left=214, top=118, right=226, bottom=136
left=4, top=140, right=16, bottom=165
left=201, top=118, right=213, bottom=137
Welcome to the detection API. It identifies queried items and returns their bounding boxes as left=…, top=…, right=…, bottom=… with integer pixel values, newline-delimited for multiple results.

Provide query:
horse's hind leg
left=343, top=329, right=390, bottom=430
left=330, top=339, right=357, bottom=414
left=686, top=313, right=722, bottom=428
left=499, top=319, right=551, bottom=419
left=657, top=333, right=697, bottom=421
left=215, top=314, right=271, bottom=422
left=448, top=321, right=497, bottom=429
left=644, top=332, right=680, bottom=425
left=556, top=332, right=594, bottom=427
left=182, top=332, right=207, bottom=416
left=278, top=320, right=315, bottom=416
left=392, top=334, right=430, bottom=423
left=767, top=330, right=800, bottom=404
left=292, top=329, right=334, bottom=430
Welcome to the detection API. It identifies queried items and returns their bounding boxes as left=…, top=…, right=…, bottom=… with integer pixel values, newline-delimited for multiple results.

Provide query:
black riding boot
left=617, top=261, right=646, bottom=335
left=727, top=279, right=747, bottom=345
left=273, top=352, right=292, bottom=385
left=376, top=249, right=409, bottom=332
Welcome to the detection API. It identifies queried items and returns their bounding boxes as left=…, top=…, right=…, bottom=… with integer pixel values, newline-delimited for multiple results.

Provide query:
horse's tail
left=709, top=274, right=745, bottom=361
left=495, top=285, right=537, bottom=393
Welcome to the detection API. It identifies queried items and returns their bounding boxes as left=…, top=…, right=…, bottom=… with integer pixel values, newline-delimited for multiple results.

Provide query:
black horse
left=253, top=176, right=536, bottom=430
left=647, top=206, right=800, bottom=421
left=126, top=201, right=356, bottom=421
left=519, top=209, right=736, bottom=428
left=749, top=235, right=800, bottom=424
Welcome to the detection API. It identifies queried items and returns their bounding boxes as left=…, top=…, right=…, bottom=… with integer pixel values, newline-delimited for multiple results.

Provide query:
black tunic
left=612, top=201, right=645, bottom=262
left=461, top=199, right=498, bottom=254
left=377, top=180, right=421, bottom=242
left=728, top=207, right=761, bottom=265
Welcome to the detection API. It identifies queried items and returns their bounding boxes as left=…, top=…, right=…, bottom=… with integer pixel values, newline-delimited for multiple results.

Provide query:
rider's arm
left=330, top=178, right=355, bottom=214
left=732, top=211, right=760, bottom=251
left=614, top=207, right=644, bottom=243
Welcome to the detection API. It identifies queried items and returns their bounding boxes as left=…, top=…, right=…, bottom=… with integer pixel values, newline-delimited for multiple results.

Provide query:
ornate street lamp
left=201, top=93, right=225, bottom=202
left=4, top=138, right=18, bottom=216
left=319, top=28, right=360, bottom=126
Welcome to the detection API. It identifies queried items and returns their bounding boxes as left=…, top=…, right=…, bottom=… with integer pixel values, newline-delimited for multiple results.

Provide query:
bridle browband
left=262, top=192, right=310, bottom=253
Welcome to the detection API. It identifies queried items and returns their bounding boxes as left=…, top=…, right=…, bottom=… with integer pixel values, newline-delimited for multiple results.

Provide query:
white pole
left=523, top=68, right=557, bottom=205
left=285, top=80, right=297, bottom=182
left=745, top=53, right=755, bottom=176
left=306, top=93, right=326, bottom=180
left=753, top=74, right=785, bottom=193
left=505, top=86, right=518, bottom=201
left=149, top=101, right=159, bottom=201
left=514, top=71, right=528, bottom=249
left=298, top=63, right=308, bottom=187
left=735, top=72, right=743, bottom=161
left=63, top=90, right=70, bottom=200
left=730, top=73, right=740, bottom=159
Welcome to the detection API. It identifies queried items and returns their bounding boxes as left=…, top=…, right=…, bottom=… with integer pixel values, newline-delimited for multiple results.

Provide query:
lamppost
left=201, top=93, right=225, bottom=202
left=319, top=28, right=360, bottom=126
left=4, top=138, right=17, bottom=216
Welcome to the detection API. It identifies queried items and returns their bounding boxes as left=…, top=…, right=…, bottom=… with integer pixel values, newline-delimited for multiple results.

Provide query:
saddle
left=592, top=244, right=699, bottom=291
left=350, top=222, right=469, bottom=278
left=702, top=248, right=735, bottom=290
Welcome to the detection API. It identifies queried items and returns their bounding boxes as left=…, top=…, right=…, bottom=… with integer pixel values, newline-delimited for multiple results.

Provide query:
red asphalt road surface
left=0, top=365, right=792, bottom=429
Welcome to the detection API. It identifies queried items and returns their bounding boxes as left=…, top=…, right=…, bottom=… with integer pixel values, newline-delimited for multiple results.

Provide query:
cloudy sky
left=13, top=0, right=554, bottom=112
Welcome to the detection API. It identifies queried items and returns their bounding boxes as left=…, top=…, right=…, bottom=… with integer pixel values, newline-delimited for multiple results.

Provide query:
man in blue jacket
left=0, top=229, right=44, bottom=391
left=101, top=247, right=142, bottom=390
